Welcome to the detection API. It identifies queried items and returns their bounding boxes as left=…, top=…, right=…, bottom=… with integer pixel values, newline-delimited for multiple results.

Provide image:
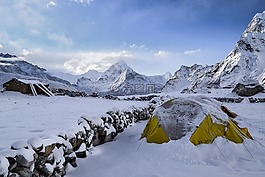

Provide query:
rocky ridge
left=163, top=11, right=265, bottom=93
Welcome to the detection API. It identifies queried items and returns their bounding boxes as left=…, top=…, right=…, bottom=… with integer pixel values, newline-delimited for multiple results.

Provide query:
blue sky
left=0, top=0, right=265, bottom=75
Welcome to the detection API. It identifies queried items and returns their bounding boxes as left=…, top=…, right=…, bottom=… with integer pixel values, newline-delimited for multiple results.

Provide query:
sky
left=0, top=0, right=265, bottom=76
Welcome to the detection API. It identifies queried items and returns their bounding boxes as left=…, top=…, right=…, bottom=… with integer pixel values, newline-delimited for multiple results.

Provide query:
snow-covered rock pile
left=0, top=105, right=155, bottom=177
left=51, top=88, right=88, bottom=97
left=248, top=97, right=265, bottom=103
left=232, top=83, right=264, bottom=96
left=213, top=97, right=244, bottom=103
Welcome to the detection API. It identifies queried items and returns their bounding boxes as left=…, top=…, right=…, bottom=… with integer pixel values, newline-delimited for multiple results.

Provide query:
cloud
left=0, top=44, right=3, bottom=48
left=184, top=48, right=201, bottom=55
left=30, top=29, right=42, bottom=36
left=129, top=44, right=147, bottom=50
left=47, top=1, right=57, bottom=8
left=155, top=50, right=171, bottom=57
left=22, top=49, right=33, bottom=56
left=63, top=50, right=132, bottom=74
left=48, top=33, right=73, bottom=47
left=70, top=0, right=94, bottom=5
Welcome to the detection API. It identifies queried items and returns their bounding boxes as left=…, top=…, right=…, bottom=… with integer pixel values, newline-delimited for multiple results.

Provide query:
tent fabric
left=141, top=116, right=170, bottom=144
left=189, top=114, right=226, bottom=145
left=190, top=114, right=253, bottom=145
left=226, top=118, right=253, bottom=143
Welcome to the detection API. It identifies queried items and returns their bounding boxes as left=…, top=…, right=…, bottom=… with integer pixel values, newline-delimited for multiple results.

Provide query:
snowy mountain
left=0, top=58, right=73, bottom=90
left=0, top=56, right=169, bottom=95
left=163, top=11, right=265, bottom=93
left=0, top=52, right=17, bottom=58
left=163, top=64, right=213, bottom=93
left=77, top=61, right=170, bottom=95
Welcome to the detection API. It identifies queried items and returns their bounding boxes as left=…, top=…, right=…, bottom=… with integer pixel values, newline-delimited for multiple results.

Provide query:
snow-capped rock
left=0, top=53, right=17, bottom=58
left=77, top=61, right=171, bottom=95
left=163, top=64, right=213, bottom=93
left=163, top=11, right=265, bottom=93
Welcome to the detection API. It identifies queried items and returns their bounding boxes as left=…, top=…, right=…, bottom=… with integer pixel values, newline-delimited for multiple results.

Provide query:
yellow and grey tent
left=141, top=96, right=219, bottom=144
left=140, top=96, right=253, bottom=145
left=189, top=114, right=253, bottom=145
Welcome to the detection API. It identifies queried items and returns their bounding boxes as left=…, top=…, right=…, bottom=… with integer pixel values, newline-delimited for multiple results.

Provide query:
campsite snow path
left=66, top=101, right=265, bottom=177
left=0, top=92, right=148, bottom=150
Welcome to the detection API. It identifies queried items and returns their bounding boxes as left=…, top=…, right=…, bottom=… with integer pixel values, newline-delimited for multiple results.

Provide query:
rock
left=27, top=137, right=43, bottom=152
left=7, top=173, right=19, bottom=177
left=11, top=141, right=29, bottom=150
left=44, top=163, right=54, bottom=176
left=232, top=83, right=264, bottom=96
left=0, top=156, right=9, bottom=177
left=52, top=147, right=65, bottom=169
left=11, top=166, right=35, bottom=177
left=65, top=153, right=77, bottom=168
left=44, top=144, right=56, bottom=157
left=15, top=148, right=36, bottom=168
left=35, top=156, right=53, bottom=177
left=69, top=138, right=83, bottom=152
left=75, top=143, right=87, bottom=158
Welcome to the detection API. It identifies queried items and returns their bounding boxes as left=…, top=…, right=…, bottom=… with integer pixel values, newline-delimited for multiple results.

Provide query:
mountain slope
left=0, top=58, right=73, bottom=90
left=208, top=11, right=265, bottom=87
left=163, top=64, right=213, bottom=92
left=77, top=61, right=170, bottom=95
left=163, top=11, right=265, bottom=93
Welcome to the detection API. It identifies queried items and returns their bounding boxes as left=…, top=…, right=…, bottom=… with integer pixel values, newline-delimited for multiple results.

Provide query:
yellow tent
left=189, top=114, right=253, bottom=145
left=140, top=96, right=204, bottom=144
left=141, top=115, right=170, bottom=144
left=141, top=96, right=253, bottom=145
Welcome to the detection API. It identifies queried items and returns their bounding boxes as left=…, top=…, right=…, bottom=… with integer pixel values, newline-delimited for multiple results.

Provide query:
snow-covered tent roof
left=154, top=96, right=226, bottom=140
left=141, top=96, right=227, bottom=143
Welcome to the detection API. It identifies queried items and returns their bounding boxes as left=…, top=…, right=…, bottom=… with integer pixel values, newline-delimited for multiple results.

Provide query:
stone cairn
left=0, top=105, right=155, bottom=177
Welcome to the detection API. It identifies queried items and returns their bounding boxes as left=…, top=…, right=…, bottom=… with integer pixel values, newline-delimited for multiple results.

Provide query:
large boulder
left=232, top=83, right=264, bottom=96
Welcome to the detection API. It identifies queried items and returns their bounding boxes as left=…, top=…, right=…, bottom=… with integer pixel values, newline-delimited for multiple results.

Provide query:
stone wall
left=0, top=105, right=155, bottom=177
left=213, top=97, right=265, bottom=103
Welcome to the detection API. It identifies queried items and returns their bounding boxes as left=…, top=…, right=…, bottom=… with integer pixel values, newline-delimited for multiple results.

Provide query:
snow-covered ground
left=1, top=91, right=265, bottom=177
left=0, top=92, right=148, bottom=151
left=66, top=96, right=265, bottom=177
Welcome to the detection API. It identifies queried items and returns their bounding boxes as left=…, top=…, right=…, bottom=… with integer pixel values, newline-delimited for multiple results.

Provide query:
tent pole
left=242, top=142, right=254, bottom=159
left=253, top=139, right=265, bottom=149
left=208, top=117, right=226, bottom=161
left=136, top=138, right=144, bottom=152
left=213, top=141, right=227, bottom=161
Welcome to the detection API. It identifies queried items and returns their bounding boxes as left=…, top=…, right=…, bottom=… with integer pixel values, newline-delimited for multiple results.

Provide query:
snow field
left=0, top=92, right=148, bottom=150
left=1, top=91, right=265, bottom=177
left=66, top=100, right=265, bottom=177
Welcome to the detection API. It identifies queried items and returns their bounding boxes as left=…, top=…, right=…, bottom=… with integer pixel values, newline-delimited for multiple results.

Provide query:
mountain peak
left=0, top=53, right=17, bottom=59
left=112, top=60, right=130, bottom=70
left=162, top=11, right=265, bottom=93
left=244, top=11, right=265, bottom=34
